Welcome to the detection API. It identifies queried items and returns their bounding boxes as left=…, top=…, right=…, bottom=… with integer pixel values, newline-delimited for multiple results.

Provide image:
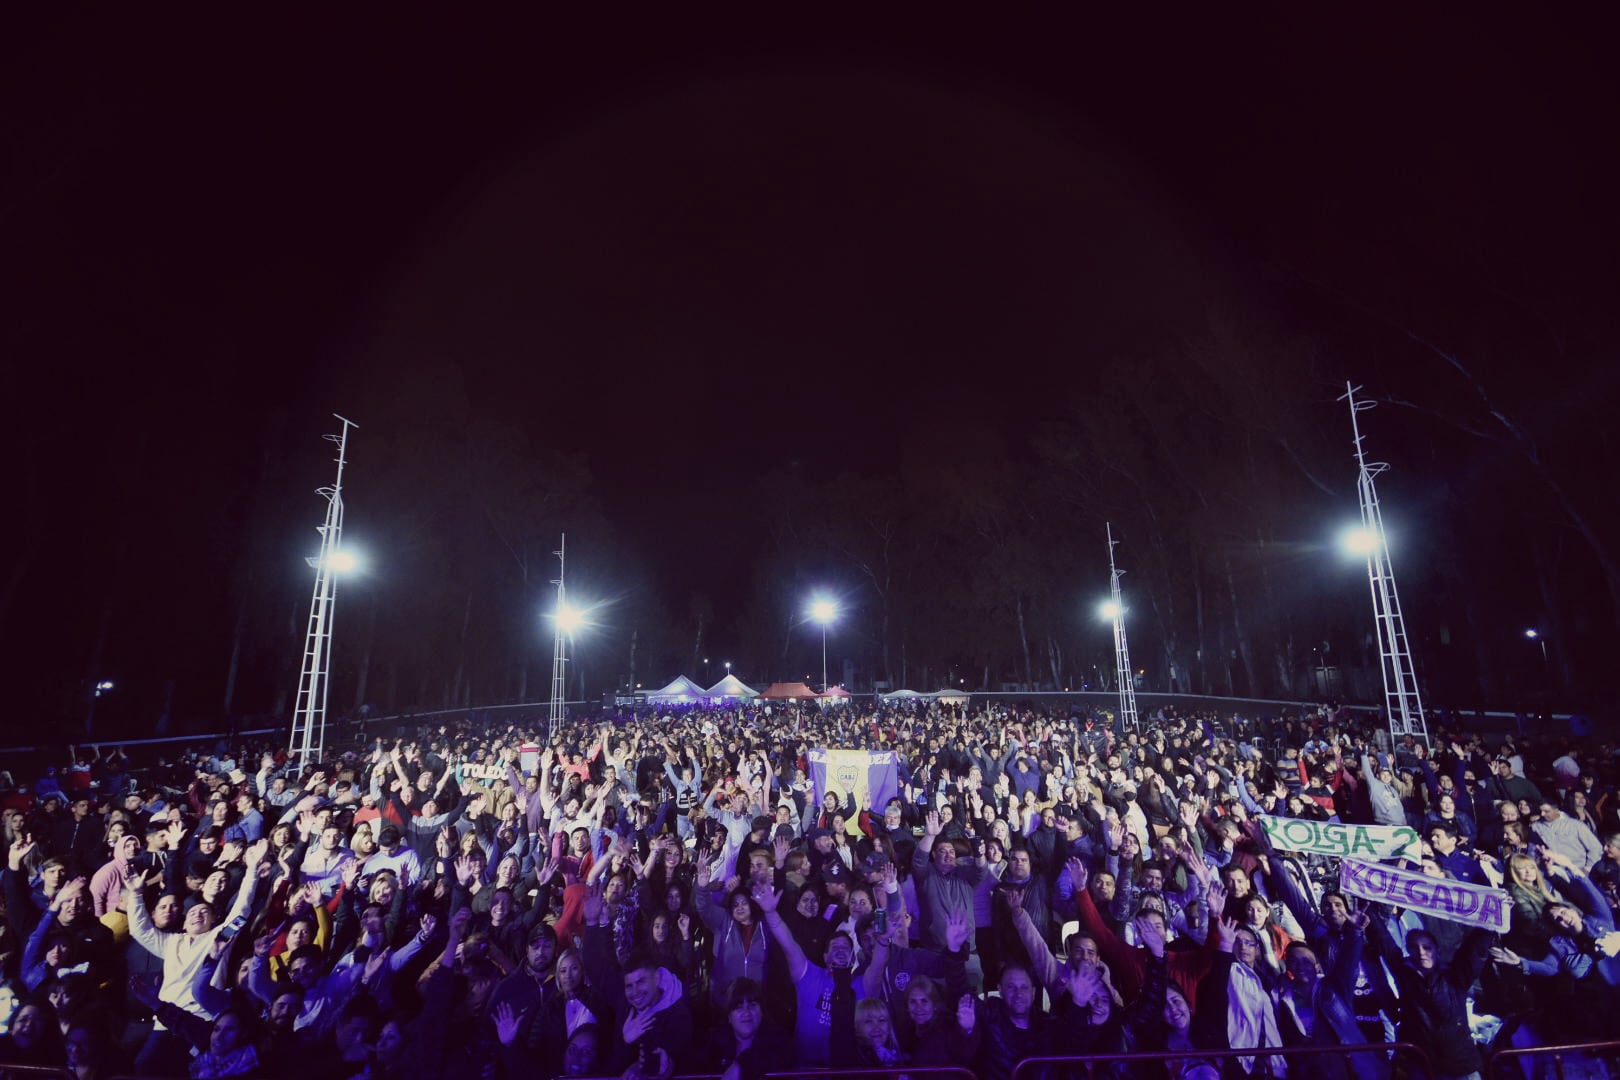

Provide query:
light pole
left=1524, top=628, right=1547, bottom=663
left=85, top=680, right=114, bottom=736
left=289, top=415, right=358, bottom=768
left=1339, top=382, right=1430, bottom=748
left=548, top=534, right=592, bottom=740
left=809, top=598, right=838, bottom=693
left=1099, top=523, right=1139, bottom=735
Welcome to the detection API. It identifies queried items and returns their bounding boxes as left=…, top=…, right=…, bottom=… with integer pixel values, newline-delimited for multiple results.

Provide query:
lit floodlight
left=809, top=598, right=838, bottom=625
left=1339, top=526, right=1381, bottom=558
left=1524, top=628, right=1539, bottom=639
left=96, top=680, right=115, bottom=691
left=327, top=548, right=360, bottom=573
left=553, top=603, right=588, bottom=634
left=1098, top=599, right=1123, bottom=621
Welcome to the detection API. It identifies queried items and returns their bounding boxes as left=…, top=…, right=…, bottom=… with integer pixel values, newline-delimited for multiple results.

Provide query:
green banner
left=1258, top=814, right=1419, bottom=861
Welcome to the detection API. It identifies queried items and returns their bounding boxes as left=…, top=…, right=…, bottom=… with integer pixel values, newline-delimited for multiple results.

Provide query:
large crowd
left=0, top=699, right=1616, bottom=1080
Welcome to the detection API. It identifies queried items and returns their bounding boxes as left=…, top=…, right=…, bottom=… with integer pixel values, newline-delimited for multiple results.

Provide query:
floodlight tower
left=289, top=415, right=358, bottom=767
left=548, top=534, right=570, bottom=740
left=809, top=597, right=838, bottom=693
left=1340, top=382, right=1431, bottom=748
left=1102, top=523, right=1140, bottom=735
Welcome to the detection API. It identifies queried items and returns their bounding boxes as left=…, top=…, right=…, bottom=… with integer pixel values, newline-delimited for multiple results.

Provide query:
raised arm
left=754, top=884, right=807, bottom=982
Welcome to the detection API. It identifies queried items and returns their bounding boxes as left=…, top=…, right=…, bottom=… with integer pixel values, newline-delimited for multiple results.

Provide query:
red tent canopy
left=758, top=681, right=819, bottom=700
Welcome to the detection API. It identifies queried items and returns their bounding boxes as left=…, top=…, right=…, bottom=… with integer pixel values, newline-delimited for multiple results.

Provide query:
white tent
left=879, top=689, right=934, bottom=702
left=704, top=674, right=760, bottom=700
left=644, top=675, right=709, bottom=703
left=934, top=688, right=972, bottom=705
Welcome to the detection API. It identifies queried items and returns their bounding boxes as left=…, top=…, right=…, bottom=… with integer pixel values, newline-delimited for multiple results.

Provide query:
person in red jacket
left=1065, top=856, right=1221, bottom=1007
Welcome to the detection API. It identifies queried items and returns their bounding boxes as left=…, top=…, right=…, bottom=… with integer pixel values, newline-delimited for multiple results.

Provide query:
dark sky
left=5, top=10, right=1616, bottom=727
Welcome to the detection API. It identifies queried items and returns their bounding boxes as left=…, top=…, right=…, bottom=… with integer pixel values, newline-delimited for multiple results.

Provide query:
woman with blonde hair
left=1504, top=852, right=1560, bottom=951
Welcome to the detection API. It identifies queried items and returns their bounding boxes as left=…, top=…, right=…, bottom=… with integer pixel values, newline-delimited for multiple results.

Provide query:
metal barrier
left=1008, top=1042, right=1436, bottom=1080
left=1487, top=1040, right=1620, bottom=1080
left=767, top=1070, right=977, bottom=1080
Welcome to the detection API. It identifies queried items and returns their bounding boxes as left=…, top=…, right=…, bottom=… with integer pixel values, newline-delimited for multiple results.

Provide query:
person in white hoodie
left=126, top=838, right=266, bottom=1075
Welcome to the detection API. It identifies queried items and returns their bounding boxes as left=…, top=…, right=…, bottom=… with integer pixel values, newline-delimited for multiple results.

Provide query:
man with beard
left=755, top=881, right=887, bottom=1068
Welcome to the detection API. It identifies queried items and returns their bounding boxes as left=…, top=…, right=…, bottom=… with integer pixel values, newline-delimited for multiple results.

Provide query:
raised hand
left=1215, top=915, right=1239, bottom=952
left=341, top=860, right=360, bottom=890
left=243, top=838, right=269, bottom=867
left=1132, top=916, right=1166, bottom=958
left=493, top=1002, right=524, bottom=1046
left=1206, top=878, right=1228, bottom=915
left=750, top=884, right=781, bottom=914
left=1065, top=960, right=1104, bottom=1006
left=623, top=1008, right=655, bottom=1046
left=419, top=913, right=438, bottom=940
left=454, top=856, right=475, bottom=887
left=998, top=886, right=1025, bottom=916
left=677, top=913, right=692, bottom=940
left=449, top=905, right=473, bottom=940
left=253, top=933, right=276, bottom=959
left=581, top=882, right=605, bottom=924
left=924, top=811, right=942, bottom=838
left=51, top=876, right=89, bottom=912
left=7, top=837, right=35, bottom=871
left=773, top=834, right=790, bottom=865
left=1065, top=857, right=1089, bottom=893
left=957, top=994, right=977, bottom=1033
left=945, top=907, right=972, bottom=952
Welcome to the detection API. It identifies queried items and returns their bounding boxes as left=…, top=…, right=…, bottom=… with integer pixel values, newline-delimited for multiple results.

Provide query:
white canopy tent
left=704, top=674, right=760, bottom=700
left=643, top=675, right=709, bottom=703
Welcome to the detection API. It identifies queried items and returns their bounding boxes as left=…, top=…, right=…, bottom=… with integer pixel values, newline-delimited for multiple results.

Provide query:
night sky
left=6, top=11, right=1617, bottom=736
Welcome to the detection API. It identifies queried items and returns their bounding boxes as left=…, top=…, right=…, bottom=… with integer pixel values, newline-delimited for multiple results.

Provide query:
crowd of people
left=0, top=699, right=1616, bottom=1080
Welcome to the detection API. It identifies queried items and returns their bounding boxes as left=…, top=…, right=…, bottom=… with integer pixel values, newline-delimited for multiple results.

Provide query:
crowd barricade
left=1008, top=1042, right=1436, bottom=1080
left=1487, top=1040, right=1620, bottom=1080
left=766, top=1069, right=977, bottom=1080
left=0, top=1066, right=73, bottom=1080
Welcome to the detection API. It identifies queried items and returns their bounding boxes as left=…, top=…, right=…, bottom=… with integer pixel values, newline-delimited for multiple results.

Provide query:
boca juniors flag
left=809, top=748, right=899, bottom=815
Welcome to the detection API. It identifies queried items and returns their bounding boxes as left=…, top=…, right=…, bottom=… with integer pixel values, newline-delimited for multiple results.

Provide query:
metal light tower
left=289, top=415, right=357, bottom=767
left=1102, top=523, right=1140, bottom=735
left=548, top=534, right=569, bottom=741
left=1340, top=383, right=1431, bottom=748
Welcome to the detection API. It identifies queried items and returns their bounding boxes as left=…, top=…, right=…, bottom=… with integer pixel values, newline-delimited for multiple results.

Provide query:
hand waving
left=493, top=1002, right=524, bottom=1046
left=1065, top=856, right=1089, bottom=893
left=945, top=907, right=972, bottom=952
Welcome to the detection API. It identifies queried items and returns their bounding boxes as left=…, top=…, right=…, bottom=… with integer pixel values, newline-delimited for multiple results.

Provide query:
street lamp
left=808, top=597, right=838, bottom=693
left=1525, top=628, right=1548, bottom=666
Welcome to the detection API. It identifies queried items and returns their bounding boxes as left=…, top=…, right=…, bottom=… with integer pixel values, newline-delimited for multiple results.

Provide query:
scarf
left=1225, top=962, right=1286, bottom=1075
